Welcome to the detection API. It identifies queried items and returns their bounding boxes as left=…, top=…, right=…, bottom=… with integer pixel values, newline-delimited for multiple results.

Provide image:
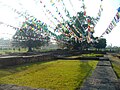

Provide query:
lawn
left=81, top=53, right=103, bottom=57
left=0, top=48, right=27, bottom=55
left=0, top=48, right=56, bottom=55
left=65, top=53, right=103, bottom=59
left=112, top=63, right=120, bottom=78
left=0, top=59, right=98, bottom=90
left=110, top=55, right=120, bottom=78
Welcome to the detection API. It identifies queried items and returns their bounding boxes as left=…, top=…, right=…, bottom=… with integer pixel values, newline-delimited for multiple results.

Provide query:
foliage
left=0, top=58, right=98, bottom=90
left=56, top=35, right=92, bottom=50
left=94, top=38, right=107, bottom=49
left=55, top=11, right=98, bottom=49
left=12, top=19, right=50, bottom=52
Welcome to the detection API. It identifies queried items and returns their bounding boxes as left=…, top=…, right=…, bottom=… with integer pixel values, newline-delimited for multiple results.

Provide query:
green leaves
left=12, top=18, right=50, bottom=50
left=94, top=38, right=107, bottom=49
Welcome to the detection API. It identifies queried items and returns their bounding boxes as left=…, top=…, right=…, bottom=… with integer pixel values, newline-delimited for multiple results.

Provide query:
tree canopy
left=94, top=38, right=107, bottom=49
left=12, top=18, right=50, bottom=52
left=12, top=2, right=102, bottom=51
left=54, top=11, right=98, bottom=49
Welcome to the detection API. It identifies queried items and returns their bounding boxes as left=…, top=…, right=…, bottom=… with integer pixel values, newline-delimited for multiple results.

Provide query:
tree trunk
left=28, top=46, right=33, bottom=52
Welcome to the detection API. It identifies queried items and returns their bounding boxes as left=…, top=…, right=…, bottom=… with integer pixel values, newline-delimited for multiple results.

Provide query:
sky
left=0, top=0, right=120, bottom=46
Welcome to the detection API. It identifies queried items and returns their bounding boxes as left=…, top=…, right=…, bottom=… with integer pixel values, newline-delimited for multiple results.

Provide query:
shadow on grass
left=0, top=60, right=57, bottom=78
left=75, top=60, right=96, bottom=90
left=58, top=56, right=100, bottom=61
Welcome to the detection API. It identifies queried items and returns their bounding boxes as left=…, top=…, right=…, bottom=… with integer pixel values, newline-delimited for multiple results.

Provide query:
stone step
left=90, top=66, right=117, bottom=79
left=83, top=78, right=118, bottom=85
left=0, top=84, right=48, bottom=90
left=79, top=57, right=118, bottom=90
left=97, top=61, right=111, bottom=66
left=99, top=57, right=109, bottom=61
left=80, top=83, right=116, bottom=90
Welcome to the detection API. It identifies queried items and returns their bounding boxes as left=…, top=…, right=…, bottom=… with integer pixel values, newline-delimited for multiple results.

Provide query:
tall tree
left=12, top=18, right=50, bottom=52
left=94, top=38, right=107, bottom=49
left=54, top=11, right=97, bottom=50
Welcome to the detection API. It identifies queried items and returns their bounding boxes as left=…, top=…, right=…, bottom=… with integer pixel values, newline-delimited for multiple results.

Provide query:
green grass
left=0, top=60, right=98, bottom=90
left=0, top=48, right=57, bottom=55
left=81, top=53, right=103, bottom=57
left=0, top=63, right=32, bottom=78
left=0, top=48, right=27, bottom=55
left=110, top=55, right=120, bottom=78
left=112, top=63, right=120, bottom=78
left=64, top=53, right=103, bottom=59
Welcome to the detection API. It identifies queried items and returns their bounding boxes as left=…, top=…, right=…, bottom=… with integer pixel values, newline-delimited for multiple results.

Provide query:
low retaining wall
left=0, top=49, right=79, bottom=67
left=0, top=54, right=56, bottom=68
left=0, top=50, right=79, bottom=67
left=0, top=50, right=107, bottom=68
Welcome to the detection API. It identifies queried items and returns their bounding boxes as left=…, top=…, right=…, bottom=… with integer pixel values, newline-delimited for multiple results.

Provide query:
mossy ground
left=0, top=57, right=98, bottom=90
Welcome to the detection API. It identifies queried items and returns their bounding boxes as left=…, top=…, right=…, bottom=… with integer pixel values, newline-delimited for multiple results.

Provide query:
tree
left=94, top=38, right=107, bottom=49
left=12, top=18, right=50, bottom=52
left=54, top=11, right=97, bottom=50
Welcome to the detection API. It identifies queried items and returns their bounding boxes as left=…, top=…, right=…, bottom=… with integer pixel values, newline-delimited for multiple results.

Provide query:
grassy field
left=0, top=48, right=27, bottom=55
left=110, top=55, right=120, bottom=78
left=0, top=59, right=98, bottom=90
left=0, top=48, right=57, bottom=55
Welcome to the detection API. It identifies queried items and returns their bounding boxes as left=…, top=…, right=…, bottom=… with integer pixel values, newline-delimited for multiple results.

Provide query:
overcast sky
left=0, top=0, right=120, bottom=46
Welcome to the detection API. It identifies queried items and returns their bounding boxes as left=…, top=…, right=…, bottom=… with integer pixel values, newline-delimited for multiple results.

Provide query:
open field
left=0, top=58, right=98, bottom=90
left=0, top=48, right=58, bottom=55
left=0, top=48, right=27, bottom=55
